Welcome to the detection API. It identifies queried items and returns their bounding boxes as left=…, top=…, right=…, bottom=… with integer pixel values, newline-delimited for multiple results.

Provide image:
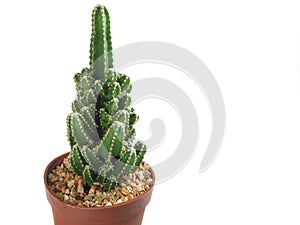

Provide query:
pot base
left=44, top=153, right=155, bottom=225
left=52, top=207, right=146, bottom=225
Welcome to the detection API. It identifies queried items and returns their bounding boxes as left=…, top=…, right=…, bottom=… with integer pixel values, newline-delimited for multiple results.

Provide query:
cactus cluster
left=66, top=5, right=147, bottom=191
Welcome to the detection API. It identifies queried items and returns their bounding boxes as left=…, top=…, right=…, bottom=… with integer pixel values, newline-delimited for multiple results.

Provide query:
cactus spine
left=67, top=5, right=147, bottom=191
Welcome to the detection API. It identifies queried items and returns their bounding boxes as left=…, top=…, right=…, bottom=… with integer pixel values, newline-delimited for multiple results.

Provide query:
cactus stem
left=67, top=5, right=147, bottom=190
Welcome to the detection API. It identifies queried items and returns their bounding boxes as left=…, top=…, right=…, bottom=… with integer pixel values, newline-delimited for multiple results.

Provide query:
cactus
left=66, top=5, right=147, bottom=191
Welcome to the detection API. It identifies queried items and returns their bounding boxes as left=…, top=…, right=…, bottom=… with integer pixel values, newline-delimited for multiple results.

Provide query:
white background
left=1, top=0, right=300, bottom=224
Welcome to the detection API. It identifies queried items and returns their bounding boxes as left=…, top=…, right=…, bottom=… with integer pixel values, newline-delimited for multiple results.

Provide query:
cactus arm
left=79, top=76, right=94, bottom=90
left=95, top=80, right=103, bottom=96
left=69, top=146, right=86, bottom=176
left=70, top=113, right=95, bottom=147
left=74, top=68, right=89, bottom=89
left=112, top=148, right=137, bottom=177
left=118, top=95, right=131, bottom=109
left=94, top=142, right=109, bottom=161
left=134, top=141, right=147, bottom=166
left=93, top=121, right=125, bottom=159
left=104, top=82, right=121, bottom=99
left=80, top=107, right=97, bottom=131
left=81, top=146, right=103, bottom=172
left=96, top=162, right=115, bottom=190
left=98, top=108, right=112, bottom=134
left=111, top=123, right=125, bottom=157
left=83, top=165, right=97, bottom=186
left=103, top=122, right=125, bottom=157
left=74, top=73, right=83, bottom=90
left=129, top=108, right=139, bottom=128
left=90, top=5, right=113, bottom=80
left=101, top=124, right=115, bottom=155
left=103, top=177, right=117, bottom=191
left=95, top=167, right=106, bottom=183
left=104, top=98, right=119, bottom=113
left=114, top=109, right=130, bottom=127
left=118, top=74, right=131, bottom=91
left=71, top=100, right=81, bottom=113
left=103, top=6, right=113, bottom=68
left=67, top=114, right=76, bottom=148
left=79, top=89, right=97, bottom=107
left=123, top=148, right=137, bottom=173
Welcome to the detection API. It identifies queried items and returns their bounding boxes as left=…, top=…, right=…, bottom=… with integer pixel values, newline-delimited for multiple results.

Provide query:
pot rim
left=44, top=152, right=155, bottom=211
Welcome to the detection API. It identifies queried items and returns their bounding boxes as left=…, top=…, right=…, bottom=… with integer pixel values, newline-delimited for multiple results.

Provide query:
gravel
left=47, top=158, right=154, bottom=207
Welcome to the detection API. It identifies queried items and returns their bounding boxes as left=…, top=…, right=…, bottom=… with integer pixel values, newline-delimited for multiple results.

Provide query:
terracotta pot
left=44, top=152, right=155, bottom=225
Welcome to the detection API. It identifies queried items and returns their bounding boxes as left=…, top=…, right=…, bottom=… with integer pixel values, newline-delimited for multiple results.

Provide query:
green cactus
left=66, top=5, right=147, bottom=191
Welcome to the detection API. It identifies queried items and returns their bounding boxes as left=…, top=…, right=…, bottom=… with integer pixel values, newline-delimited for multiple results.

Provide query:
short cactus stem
left=67, top=5, right=147, bottom=190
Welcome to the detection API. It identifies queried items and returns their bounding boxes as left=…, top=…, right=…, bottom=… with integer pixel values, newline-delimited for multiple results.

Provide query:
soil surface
left=47, top=158, right=154, bottom=207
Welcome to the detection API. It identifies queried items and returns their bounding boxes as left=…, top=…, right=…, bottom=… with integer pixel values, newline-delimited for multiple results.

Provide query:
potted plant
left=44, top=4, right=155, bottom=225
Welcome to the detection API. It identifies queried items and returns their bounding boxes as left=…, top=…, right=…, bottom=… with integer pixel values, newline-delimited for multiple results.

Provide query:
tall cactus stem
left=90, top=5, right=113, bottom=80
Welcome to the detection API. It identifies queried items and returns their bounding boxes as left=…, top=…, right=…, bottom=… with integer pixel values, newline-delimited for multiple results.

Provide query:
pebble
left=144, top=164, right=150, bottom=170
left=96, top=190, right=101, bottom=197
left=126, top=186, right=132, bottom=192
left=121, top=187, right=129, bottom=196
left=147, top=178, right=153, bottom=184
left=106, top=202, right=112, bottom=206
left=129, top=194, right=134, bottom=200
left=138, top=173, right=144, bottom=180
left=135, top=179, right=140, bottom=185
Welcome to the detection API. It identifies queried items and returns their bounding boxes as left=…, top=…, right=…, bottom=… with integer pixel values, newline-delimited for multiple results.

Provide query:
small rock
left=77, top=186, right=84, bottom=194
left=128, top=173, right=133, bottom=180
left=147, top=178, right=153, bottom=184
left=58, top=172, right=66, bottom=178
left=132, top=189, right=137, bottom=196
left=129, top=194, right=134, bottom=200
left=50, top=177, right=59, bottom=183
left=48, top=173, right=55, bottom=179
left=138, top=173, right=144, bottom=180
left=106, top=202, right=112, bottom=206
left=136, top=186, right=144, bottom=192
left=144, top=164, right=150, bottom=170
left=89, top=185, right=97, bottom=194
left=135, top=179, right=140, bottom=185
left=121, top=187, right=129, bottom=196
left=67, top=180, right=74, bottom=188
left=126, top=186, right=132, bottom=192
left=96, top=190, right=102, bottom=197
left=77, top=179, right=84, bottom=194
